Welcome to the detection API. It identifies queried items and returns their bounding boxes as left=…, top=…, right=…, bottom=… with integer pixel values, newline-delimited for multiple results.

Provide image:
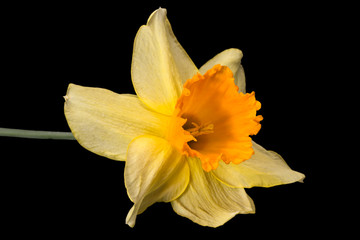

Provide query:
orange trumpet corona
left=166, top=64, right=263, bottom=172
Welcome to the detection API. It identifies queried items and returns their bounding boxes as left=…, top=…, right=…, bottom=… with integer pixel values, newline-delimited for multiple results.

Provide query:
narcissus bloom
left=64, top=8, right=304, bottom=227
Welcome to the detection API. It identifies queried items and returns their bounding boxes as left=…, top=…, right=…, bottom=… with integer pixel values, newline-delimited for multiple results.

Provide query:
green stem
left=0, top=127, right=75, bottom=140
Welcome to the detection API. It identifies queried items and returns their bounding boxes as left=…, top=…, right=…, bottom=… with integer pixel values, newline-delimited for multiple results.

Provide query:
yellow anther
left=186, top=122, right=214, bottom=138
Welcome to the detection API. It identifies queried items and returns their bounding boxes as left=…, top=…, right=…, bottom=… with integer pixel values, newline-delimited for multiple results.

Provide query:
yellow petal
left=125, top=135, right=190, bottom=227
left=131, top=8, right=198, bottom=115
left=199, top=48, right=246, bottom=93
left=171, top=157, right=255, bottom=227
left=212, top=141, right=305, bottom=188
left=64, top=84, right=170, bottom=161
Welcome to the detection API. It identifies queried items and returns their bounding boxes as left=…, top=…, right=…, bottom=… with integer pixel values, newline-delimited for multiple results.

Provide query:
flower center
left=167, top=64, right=262, bottom=172
left=185, top=122, right=214, bottom=138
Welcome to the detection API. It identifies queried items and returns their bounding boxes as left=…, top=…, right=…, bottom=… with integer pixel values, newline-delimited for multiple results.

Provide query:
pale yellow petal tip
left=297, top=173, right=306, bottom=183
left=63, top=84, right=74, bottom=102
left=227, top=48, right=244, bottom=59
left=63, top=83, right=78, bottom=101
left=147, top=7, right=167, bottom=24
left=125, top=206, right=136, bottom=228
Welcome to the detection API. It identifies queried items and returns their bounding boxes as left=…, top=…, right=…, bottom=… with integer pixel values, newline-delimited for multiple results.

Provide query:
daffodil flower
left=64, top=8, right=305, bottom=227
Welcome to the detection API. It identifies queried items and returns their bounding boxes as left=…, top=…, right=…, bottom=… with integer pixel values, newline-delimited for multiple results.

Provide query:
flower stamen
left=186, top=122, right=214, bottom=139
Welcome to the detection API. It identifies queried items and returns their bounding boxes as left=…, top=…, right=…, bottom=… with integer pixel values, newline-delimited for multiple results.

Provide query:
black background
left=1, top=1, right=347, bottom=238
